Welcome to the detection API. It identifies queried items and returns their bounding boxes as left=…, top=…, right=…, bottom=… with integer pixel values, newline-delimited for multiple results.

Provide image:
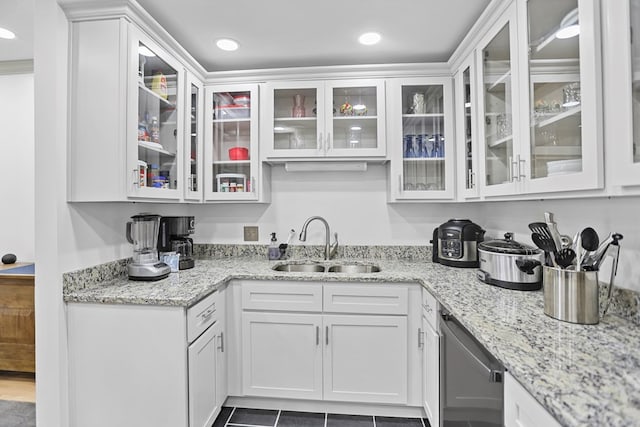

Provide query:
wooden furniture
left=0, top=263, right=35, bottom=373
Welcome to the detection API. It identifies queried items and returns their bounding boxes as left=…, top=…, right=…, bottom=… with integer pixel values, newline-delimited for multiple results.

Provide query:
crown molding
left=0, top=60, right=34, bottom=75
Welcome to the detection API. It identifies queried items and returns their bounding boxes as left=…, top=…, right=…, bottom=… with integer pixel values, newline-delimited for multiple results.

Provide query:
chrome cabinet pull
left=318, top=133, right=323, bottom=152
left=326, top=132, right=331, bottom=155
left=133, top=168, right=139, bottom=187
left=509, top=156, right=516, bottom=182
left=418, top=328, right=424, bottom=348
left=251, top=176, right=257, bottom=194
left=325, top=326, right=329, bottom=345
left=518, top=156, right=526, bottom=181
left=218, top=332, right=224, bottom=352
left=399, top=175, right=403, bottom=193
left=316, top=326, right=319, bottom=346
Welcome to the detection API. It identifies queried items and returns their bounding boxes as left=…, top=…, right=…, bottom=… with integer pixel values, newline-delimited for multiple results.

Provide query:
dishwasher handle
left=440, top=311, right=503, bottom=383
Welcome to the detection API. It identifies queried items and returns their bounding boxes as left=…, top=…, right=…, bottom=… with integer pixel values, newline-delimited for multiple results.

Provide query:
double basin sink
left=273, top=262, right=381, bottom=274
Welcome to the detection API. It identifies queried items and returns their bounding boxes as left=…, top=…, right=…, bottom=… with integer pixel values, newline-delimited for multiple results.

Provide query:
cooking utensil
left=555, top=248, right=576, bottom=269
left=579, top=227, right=599, bottom=268
left=583, top=233, right=623, bottom=271
left=544, top=212, right=564, bottom=252
left=531, top=231, right=558, bottom=267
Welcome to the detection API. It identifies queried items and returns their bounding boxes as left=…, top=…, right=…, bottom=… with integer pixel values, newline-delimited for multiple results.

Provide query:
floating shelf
left=138, top=140, right=175, bottom=156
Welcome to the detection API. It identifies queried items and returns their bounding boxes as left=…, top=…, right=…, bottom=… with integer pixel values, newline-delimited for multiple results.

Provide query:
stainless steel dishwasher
left=439, top=309, right=503, bottom=426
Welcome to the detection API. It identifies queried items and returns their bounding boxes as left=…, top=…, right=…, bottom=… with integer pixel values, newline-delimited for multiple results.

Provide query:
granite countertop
left=63, top=257, right=640, bottom=427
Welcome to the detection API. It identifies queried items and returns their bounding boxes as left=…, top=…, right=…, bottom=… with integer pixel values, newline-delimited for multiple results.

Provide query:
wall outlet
left=244, top=226, right=259, bottom=242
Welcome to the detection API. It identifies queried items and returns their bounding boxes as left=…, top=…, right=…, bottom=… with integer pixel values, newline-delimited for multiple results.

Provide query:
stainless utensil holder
left=543, top=266, right=600, bottom=324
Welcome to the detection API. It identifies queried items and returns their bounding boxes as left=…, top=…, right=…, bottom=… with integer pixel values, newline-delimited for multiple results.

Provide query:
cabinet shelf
left=535, top=106, right=581, bottom=128
left=332, top=115, right=378, bottom=120
left=403, top=157, right=445, bottom=162
left=274, top=117, right=317, bottom=122
left=138, top=140, right=176, bottom=156
left=212, top=118, right=251, bottom=124
left=487, top=135, right=513, bottom=148
left=533, top=145, right=581, bottom=157
left=212, top=160, right=251, bottom=165
left=139, top=83, right=175, bottom=108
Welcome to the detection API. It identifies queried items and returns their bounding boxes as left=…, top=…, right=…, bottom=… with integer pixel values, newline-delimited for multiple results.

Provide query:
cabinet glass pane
left=212, top=90, right=252, bottom=193
left=273, top=88, right=319, bottom=151
left=483, top=23, right=514, bottom=186
left=332, top=86, right=378, bottom=150
left=189, top=83, right=199, bottom=192
left=401, top=85, right=446, bottom=191
left=137, top=42, right=179, bottom=189
left=463, top=67, right=475, bottom=190
left=528, top=0, right=583, bottom=179
left=632, top=0, right=640, bottom=163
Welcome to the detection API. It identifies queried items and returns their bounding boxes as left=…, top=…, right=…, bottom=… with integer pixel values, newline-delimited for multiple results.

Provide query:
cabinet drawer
left=187, top=291, right=218, bottom=343
left=242, top=282, right=323, bottom=312
left=323, top=284, right=408, bottom=315
left=422, top=288, right=439, bottom=330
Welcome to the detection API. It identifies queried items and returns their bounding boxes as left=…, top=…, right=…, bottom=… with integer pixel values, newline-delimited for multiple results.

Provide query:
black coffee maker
left=158, top=216, right=195, bottom=270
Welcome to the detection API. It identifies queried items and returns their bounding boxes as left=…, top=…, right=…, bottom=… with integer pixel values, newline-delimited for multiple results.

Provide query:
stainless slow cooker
left=477, top=233, right=544, bottom=291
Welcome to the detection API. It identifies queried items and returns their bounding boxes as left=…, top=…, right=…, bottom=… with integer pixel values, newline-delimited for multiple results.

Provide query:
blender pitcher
left=126, top=213, right=170, bottom=280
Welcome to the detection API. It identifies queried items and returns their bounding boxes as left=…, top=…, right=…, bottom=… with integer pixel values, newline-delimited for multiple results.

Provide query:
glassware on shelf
left=562, top=82, right=581, bottom=108
left=292, top=94, right=306, bottom=117
left=410, top=93, right=426, bottom=114
left=346, top=126, right=362, bottom=148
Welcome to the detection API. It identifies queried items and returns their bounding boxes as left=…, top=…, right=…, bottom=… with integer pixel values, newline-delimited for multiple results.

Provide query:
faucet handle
left=330, top=232, right=339, bottom=258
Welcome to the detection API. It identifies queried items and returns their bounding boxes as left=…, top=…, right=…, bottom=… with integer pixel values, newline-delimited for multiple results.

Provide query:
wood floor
left=0, top=371, right=35, bottom=402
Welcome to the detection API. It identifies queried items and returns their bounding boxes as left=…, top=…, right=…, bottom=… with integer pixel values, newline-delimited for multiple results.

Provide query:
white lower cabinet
left=239, top=282, right=412, bottom=406
left=504, top=371, right=560, bottom=427
left=67, top=290, right=226, bottom=427
left=421, top=289, right=440, bottom=427
left=323, top=315, right=407, bottom=404
left=241, top=312, right=323, bottom=400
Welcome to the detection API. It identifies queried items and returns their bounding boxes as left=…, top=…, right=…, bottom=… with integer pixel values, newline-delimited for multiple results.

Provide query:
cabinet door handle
left=418, top=328, right=424, bottom=348
left=316, top=326, right=319, bottom=346
left=318, top=133, right=323, bottom=153
left=518, top=156, right=526, bottom=181
left=132, top=168, right=139, bottom=188
left=398, top=174, right=403, bottom=193
left=509, top=156, right=515, bottom=182
left=251, top=176, right=257, bottom=194
left=218, top=332, right=224, bottom=352
left=325, top=326, right=329, bottom=345
left=326, top=132, right=331, bottom=155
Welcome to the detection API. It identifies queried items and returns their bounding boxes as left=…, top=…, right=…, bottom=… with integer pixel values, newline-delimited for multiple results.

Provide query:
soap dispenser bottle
left=268, top=232, right=280, bottom=260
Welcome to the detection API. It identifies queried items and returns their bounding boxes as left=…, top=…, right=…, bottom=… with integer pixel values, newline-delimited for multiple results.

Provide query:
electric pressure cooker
left=431, top=219, right=485, bottom=268
left=477, top=232, right=544, bottom=291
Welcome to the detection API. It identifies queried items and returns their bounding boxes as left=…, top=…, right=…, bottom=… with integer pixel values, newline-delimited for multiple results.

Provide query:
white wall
left=0, top=73, right=34, bottom=261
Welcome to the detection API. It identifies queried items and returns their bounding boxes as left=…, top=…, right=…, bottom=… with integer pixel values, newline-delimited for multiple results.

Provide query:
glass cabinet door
left=267, top=82, right=324, bottom=158
left=327, top=81, right=385, bottom=157
left=481, top=20, right=517, bottom=190
left=185, top=74, right=202, bottom=200
left=388, top=77, right=454, bottom=200
left=631, top=0, right=640, bottom=165
left=135, top=39, right=181, bottom=195
left=207, top=85, right=259, bottom=199
left=527, top=0, right=582, bottom=180
left=456, top=57, right=479, bottom=199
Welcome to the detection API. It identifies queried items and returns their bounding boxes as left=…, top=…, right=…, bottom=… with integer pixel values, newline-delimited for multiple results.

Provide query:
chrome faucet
left=299, top=216, right=339, bottom=260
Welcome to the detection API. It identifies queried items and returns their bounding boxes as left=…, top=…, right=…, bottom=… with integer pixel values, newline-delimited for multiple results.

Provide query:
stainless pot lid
left=478, top=232, right=541, bottom=255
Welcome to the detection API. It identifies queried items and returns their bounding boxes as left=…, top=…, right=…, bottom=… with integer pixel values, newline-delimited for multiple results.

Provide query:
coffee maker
left=158, top=216, right=195, bottom=270
left=126, top=213, right=171, bottom=281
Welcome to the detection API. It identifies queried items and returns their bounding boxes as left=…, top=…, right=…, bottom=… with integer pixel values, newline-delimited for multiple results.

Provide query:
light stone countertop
left=63, top=257, right=640, bottom=427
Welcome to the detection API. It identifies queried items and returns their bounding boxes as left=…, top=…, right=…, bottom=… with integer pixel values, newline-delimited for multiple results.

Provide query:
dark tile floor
left=213, top=407, right=430, bottom=427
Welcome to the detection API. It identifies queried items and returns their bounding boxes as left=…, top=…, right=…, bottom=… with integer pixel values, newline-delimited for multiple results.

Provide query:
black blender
left=126, top=213, right=171, bottom=281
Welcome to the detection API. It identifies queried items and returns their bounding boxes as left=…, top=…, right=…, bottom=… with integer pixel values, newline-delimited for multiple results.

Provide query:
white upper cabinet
left=477, top=4, right=522, bottom=197
left=605, top=0, right=640, bottom=188
left=455, top=55, right=480, bottom=199
left=517, top=0, right=603, bottom=195
left=387, top=77, right=455, bottom=200
left=67, top=16, right=188, bottom=202
left=262, top=80, right=386, bottom=159
left=204, top=84, right=270, bottom=203
left=184, top=72, right=203, bottom=201
left=476, top=0, right=603, bottom=198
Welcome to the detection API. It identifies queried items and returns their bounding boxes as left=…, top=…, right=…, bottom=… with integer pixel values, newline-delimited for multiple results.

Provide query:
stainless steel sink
left=272, top=263, right=326, bottom=272
left=326, top=264, right=381, bottom=273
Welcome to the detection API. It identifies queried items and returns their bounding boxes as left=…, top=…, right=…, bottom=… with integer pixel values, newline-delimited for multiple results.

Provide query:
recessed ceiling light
left=0, top=27, right=16, bottom=40
left=216, top=38, right=239, bottom=51
left=358, top=32, right=381, bottom=46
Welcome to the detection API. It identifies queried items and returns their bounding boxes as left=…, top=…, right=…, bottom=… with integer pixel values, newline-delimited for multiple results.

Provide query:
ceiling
left=0, top=0, right=493, bottom=71
left=0, top=0, right=34, bottom=62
